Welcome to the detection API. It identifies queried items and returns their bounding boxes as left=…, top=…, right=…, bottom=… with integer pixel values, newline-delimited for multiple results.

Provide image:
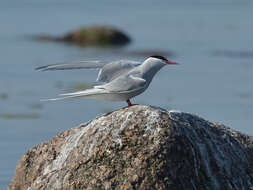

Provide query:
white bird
left=36, top=55, right=178, bottom=106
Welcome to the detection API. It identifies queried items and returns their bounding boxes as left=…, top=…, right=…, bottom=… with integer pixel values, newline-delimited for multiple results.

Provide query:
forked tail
left=41, top=88, right=106, bottom=101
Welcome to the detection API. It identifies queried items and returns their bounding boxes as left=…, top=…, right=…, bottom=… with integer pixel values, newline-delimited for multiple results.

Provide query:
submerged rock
left=0, top=93, right=8, bottom=100
left=0, top=113, right=40, bottom=119
left=34, top=25, right=130, bottom=46
left=9, top=105, right=253, bottom=190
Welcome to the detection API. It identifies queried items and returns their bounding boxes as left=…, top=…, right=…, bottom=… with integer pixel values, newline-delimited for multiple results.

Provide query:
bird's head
left=149, top=55, right=179, bottom=65
left=141, top=55, right=179, bottom=80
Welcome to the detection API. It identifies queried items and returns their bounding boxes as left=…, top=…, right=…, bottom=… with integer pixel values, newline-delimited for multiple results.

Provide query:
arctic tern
left=36, top=55, right=178, bottom=106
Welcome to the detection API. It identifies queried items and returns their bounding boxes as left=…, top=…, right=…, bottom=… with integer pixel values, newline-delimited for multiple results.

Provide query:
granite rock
left=9, top=105, right=253, bottom=190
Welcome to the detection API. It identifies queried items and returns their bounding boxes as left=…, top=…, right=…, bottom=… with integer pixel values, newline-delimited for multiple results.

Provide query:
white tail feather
left=41, top=88, right=107, bottom=101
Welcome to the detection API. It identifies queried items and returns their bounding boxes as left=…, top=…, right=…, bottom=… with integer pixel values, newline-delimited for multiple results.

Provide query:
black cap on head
left=150, top=55, right=168, bottom=61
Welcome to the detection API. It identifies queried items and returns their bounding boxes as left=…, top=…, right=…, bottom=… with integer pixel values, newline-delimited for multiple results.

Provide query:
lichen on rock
left=9, top=105, right=253, bottom=190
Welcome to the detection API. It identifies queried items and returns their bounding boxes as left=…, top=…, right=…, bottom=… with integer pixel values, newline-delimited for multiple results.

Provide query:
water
left=1, top=0, right=253, bottom=188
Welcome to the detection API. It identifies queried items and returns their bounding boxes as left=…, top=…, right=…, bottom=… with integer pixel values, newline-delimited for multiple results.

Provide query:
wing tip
left=34, top=60, right=105, bottom=72
left=35, top=65, right=49, bottom=71
left=40, top=98, right=55, bottom=102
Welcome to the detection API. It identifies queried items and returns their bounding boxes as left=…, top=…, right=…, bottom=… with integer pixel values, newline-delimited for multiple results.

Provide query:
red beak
left=165, top=60, right=179, bottom=65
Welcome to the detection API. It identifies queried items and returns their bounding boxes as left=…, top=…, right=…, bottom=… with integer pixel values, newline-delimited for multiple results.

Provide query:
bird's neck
left=140, top=60, right=165, bottom=82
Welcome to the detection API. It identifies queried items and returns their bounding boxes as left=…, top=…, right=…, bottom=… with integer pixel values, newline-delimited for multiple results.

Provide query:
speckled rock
left=9, top=105, right=253, bottom=190
left=34, top=25, right=130, bottom=46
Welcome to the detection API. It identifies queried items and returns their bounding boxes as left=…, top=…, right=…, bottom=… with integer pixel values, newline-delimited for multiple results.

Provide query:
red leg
left=126, top=99, right=132, bottom=107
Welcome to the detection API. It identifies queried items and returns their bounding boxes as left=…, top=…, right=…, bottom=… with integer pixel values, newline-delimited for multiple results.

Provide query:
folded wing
left=42, top=73, right=146, bottom=101
left=100, top=74, right=146, bottom=93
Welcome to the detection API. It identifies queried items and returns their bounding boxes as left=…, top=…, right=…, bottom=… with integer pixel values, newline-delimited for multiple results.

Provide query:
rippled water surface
left=1, top=0, right=253, bottom=188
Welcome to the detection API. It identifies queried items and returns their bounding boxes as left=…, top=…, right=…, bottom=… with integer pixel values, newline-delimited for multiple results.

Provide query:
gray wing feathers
left=35, top=61, right=107, bottom=71
left=97, top=60, right=141, bottom=82
left=102, top=74, right=146, bottom=92
left=35, top=60, right=141, bottom=82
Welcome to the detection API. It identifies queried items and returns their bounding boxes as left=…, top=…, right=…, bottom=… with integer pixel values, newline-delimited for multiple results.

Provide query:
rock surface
left=9, top=105, right=253, bottom=190
left=34, top=25, right=130, bottom=46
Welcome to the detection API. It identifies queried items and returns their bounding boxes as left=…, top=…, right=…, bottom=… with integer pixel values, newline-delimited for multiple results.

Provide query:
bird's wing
left=36, top=59, right=141, bottom=83
left=98, top=73, right=147, bottom=93
left=96, top=60, right=141, bottom=83
left=35, top=61, right=108, bottom=71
